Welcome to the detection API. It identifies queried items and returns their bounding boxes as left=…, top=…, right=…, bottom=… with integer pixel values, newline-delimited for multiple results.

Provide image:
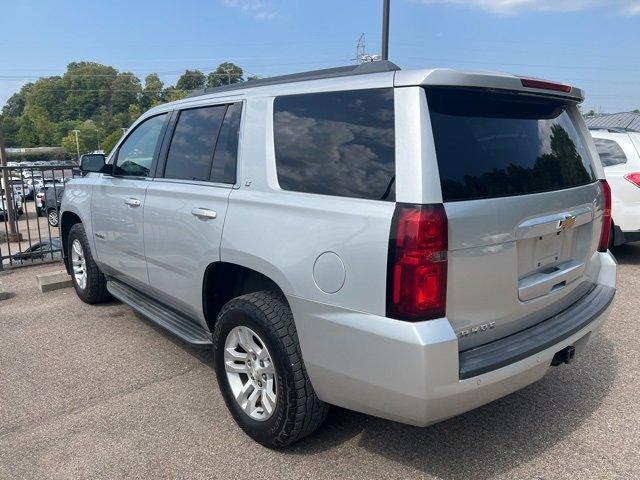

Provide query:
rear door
left=424, top=88, right=604, bottom=350
left=143, top=102, right=242, bottom=324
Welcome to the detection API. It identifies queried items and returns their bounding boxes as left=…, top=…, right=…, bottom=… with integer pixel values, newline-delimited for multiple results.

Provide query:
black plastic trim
left=458, top=284, right=615, bottom=379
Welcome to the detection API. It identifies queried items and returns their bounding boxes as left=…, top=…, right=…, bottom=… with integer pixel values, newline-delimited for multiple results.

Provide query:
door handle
left=191, top=207, right=217, bottom=220
left=124, top=198, right=141, bottom=207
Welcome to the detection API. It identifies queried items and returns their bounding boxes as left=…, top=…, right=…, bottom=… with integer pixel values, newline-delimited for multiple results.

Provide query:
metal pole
left=72, top=129, right=80, bottom=160
left=0, top=117, right=20, bottom=242
left=381, top=0, right=390, bottom=60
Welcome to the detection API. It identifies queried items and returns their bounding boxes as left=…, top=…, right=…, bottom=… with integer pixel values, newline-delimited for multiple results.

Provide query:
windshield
left=426, top=87, right=596, bottom=202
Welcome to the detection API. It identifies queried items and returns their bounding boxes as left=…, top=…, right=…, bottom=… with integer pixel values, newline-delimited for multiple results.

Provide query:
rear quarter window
left=426, top=88, right=596, bottom=202
left=273, top=88, right=395, bottom=201
left=593, top=138, right=628, bottom=167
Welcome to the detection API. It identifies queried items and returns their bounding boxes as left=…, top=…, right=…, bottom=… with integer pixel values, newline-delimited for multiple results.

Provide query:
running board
left=106, top=279, right=212, bottom=346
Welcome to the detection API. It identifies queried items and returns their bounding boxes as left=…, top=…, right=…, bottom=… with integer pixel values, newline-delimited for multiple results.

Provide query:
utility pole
left=381, top=0, right=391, bottom=60
left=71, top=129, right=80, bottom=160
left=0, top=118, right=21, bottom=243
left=355, top=33, right=381, bottom=63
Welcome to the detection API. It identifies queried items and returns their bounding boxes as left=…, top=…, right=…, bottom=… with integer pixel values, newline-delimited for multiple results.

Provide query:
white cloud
left=416, top=0, right=640, bottom=15
left=222, top=0, right=277, bottom=20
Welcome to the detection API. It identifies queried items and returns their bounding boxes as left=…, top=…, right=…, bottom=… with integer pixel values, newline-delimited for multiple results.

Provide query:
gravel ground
left=1, top=247, right=639, bottom=480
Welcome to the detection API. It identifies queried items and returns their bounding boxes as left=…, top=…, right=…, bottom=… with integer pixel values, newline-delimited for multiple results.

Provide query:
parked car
left=44, top=184, right=65, bottom=226
left=11, top=237, right=61, bottom=262
left=0, top=188, right=23, bottom=218
left=60, top=62, right=617, bottom=447
left=8, top=178, right=34, bottom=199
left=589, top=127, right=640, bottom=246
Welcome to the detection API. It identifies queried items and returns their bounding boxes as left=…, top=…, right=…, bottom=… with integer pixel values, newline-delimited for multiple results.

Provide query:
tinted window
left=426, top=88, right=596, bottom=202
left=165, top=106, right=226, bottom=181
left=211, top=103, right=242, bottom=184
left=594, top=138, right=627, bottom=167
left=115, top=114, right=167, bottom=177
left=273, top=88, right=395, bottom=201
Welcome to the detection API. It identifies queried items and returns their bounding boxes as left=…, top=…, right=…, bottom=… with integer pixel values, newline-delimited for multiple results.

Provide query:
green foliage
left=176, top=69, right=206, bottom=91
left=140, top=73, right=164, bottom=110
left=102, top=129, right=125, bottom=155
left=207, top=62, right=244, bottom=88
left=1, top=60, right=249, bottom=152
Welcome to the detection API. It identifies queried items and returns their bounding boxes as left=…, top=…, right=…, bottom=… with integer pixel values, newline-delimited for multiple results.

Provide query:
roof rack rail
left=186, top=60, right=401, bottom=98
left=588, top=126, right=639, bottom=133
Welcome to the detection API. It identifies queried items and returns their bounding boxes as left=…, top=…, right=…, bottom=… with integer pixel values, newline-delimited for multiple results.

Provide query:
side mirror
left=79, top=154, right=108, bottom=174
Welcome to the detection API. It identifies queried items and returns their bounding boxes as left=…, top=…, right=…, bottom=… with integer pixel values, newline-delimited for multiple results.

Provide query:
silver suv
left=60, top=62, right=617, bottom=447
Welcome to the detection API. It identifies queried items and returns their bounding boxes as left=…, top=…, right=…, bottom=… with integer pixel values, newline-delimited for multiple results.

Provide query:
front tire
left=67, top=223, right=112, bottom=304
left=213, top=291, right=328, bottom=448
left=47, top=208, right=59, bottom=227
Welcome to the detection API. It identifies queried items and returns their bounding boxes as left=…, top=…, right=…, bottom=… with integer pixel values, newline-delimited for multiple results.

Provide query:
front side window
left=426, top=88, right=596, bottom=201
left=593, top=138, right=628, bottom=167
left=164, top=105, right=226, bottom=181
left=273, top=88, right=395, bottom=201
left=114, top=113, right=167, bottom=177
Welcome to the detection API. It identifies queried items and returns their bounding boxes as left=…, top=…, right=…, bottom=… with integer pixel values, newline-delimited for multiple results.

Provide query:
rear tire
left=67, top=223, right=112, bottom=304
left=213, top=291, right=328, bottom=448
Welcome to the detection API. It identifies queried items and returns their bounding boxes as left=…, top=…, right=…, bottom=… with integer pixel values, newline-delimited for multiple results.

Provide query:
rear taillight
left=624, top=172, right=640, bottom=188
left=387, top=204, right=448, bottom=320
left=598, top=179, right=612, bottom=252
left=520, top=78, right=572, bottom=93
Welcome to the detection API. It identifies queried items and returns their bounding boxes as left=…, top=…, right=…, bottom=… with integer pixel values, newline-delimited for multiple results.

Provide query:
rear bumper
left=290, top=251, right=617, bottom=427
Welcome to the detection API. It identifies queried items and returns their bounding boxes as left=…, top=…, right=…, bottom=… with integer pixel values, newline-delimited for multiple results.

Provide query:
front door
left=144, top=102, right=242, bottom=325
left=92, top=112, right=169, bottom=290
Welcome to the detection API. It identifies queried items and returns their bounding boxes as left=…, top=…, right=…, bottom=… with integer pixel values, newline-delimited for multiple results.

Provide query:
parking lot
left=0, top=246, right=639, bottom=480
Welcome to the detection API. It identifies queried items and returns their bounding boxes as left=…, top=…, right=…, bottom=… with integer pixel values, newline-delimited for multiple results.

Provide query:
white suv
left=60, top=62, right=616, bottom=447
left=590, top=127, right=640, bottom=246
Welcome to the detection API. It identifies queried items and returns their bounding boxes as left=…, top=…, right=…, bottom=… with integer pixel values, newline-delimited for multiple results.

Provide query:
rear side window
left=164, top=106, right=226, bottom=181
left=273, top=88, right=395, bottom=201
left=426, top=88, right=596, bottom=202
left=593, top=138, right=628, bottom=167
left=211, top=103, right=242, bottom=184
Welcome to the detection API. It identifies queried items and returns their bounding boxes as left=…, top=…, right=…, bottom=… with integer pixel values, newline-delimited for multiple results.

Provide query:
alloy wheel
left=71, top=239, right=87, bottom=290
left=224, top=326, right=277, bottom=421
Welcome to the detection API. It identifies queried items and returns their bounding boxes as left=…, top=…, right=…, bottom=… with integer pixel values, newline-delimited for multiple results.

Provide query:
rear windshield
left=426, top=88, right=596, bottom=202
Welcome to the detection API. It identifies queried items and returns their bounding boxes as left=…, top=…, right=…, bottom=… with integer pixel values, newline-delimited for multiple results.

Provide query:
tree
left=102, top=129, right=124, bottom=155
left=2, top=87, right=31, bottom=117
left=140, top=73, right=164, bottom=110
left=63, top=62, right=118, bottom=120
left=207, top=62, right=244, bottom=88
left=111, top=73, right=141, bottom=114
left=27, top=77, right=66, bottom=122
left=1, top=116, right=21, bottom=147
left=176, top=69, right=206, bottom=92
left=162, top=86, right=189, bottom=103
left=61, top=131, right=86, bottom=158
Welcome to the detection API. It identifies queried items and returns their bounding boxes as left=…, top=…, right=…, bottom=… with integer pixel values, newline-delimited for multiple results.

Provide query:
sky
left=1, top=0, right=640, bottom=113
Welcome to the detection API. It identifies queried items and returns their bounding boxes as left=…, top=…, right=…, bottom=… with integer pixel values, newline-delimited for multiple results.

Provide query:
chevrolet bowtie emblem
left=558, top=215, right=577, bottom=230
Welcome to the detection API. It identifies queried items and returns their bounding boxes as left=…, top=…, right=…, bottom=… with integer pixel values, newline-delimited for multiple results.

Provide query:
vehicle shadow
left=290, top=335, right=617, bottom=479
left=611, top=242, right=640, bottom=265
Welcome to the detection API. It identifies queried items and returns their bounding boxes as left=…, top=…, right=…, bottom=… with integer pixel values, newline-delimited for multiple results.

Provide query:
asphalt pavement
left=1, top=246, right=639, bottom=479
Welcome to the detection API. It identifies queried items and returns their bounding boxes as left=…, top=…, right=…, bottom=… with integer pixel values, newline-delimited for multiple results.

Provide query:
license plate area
left=533, top=231, right=565, bottom=269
